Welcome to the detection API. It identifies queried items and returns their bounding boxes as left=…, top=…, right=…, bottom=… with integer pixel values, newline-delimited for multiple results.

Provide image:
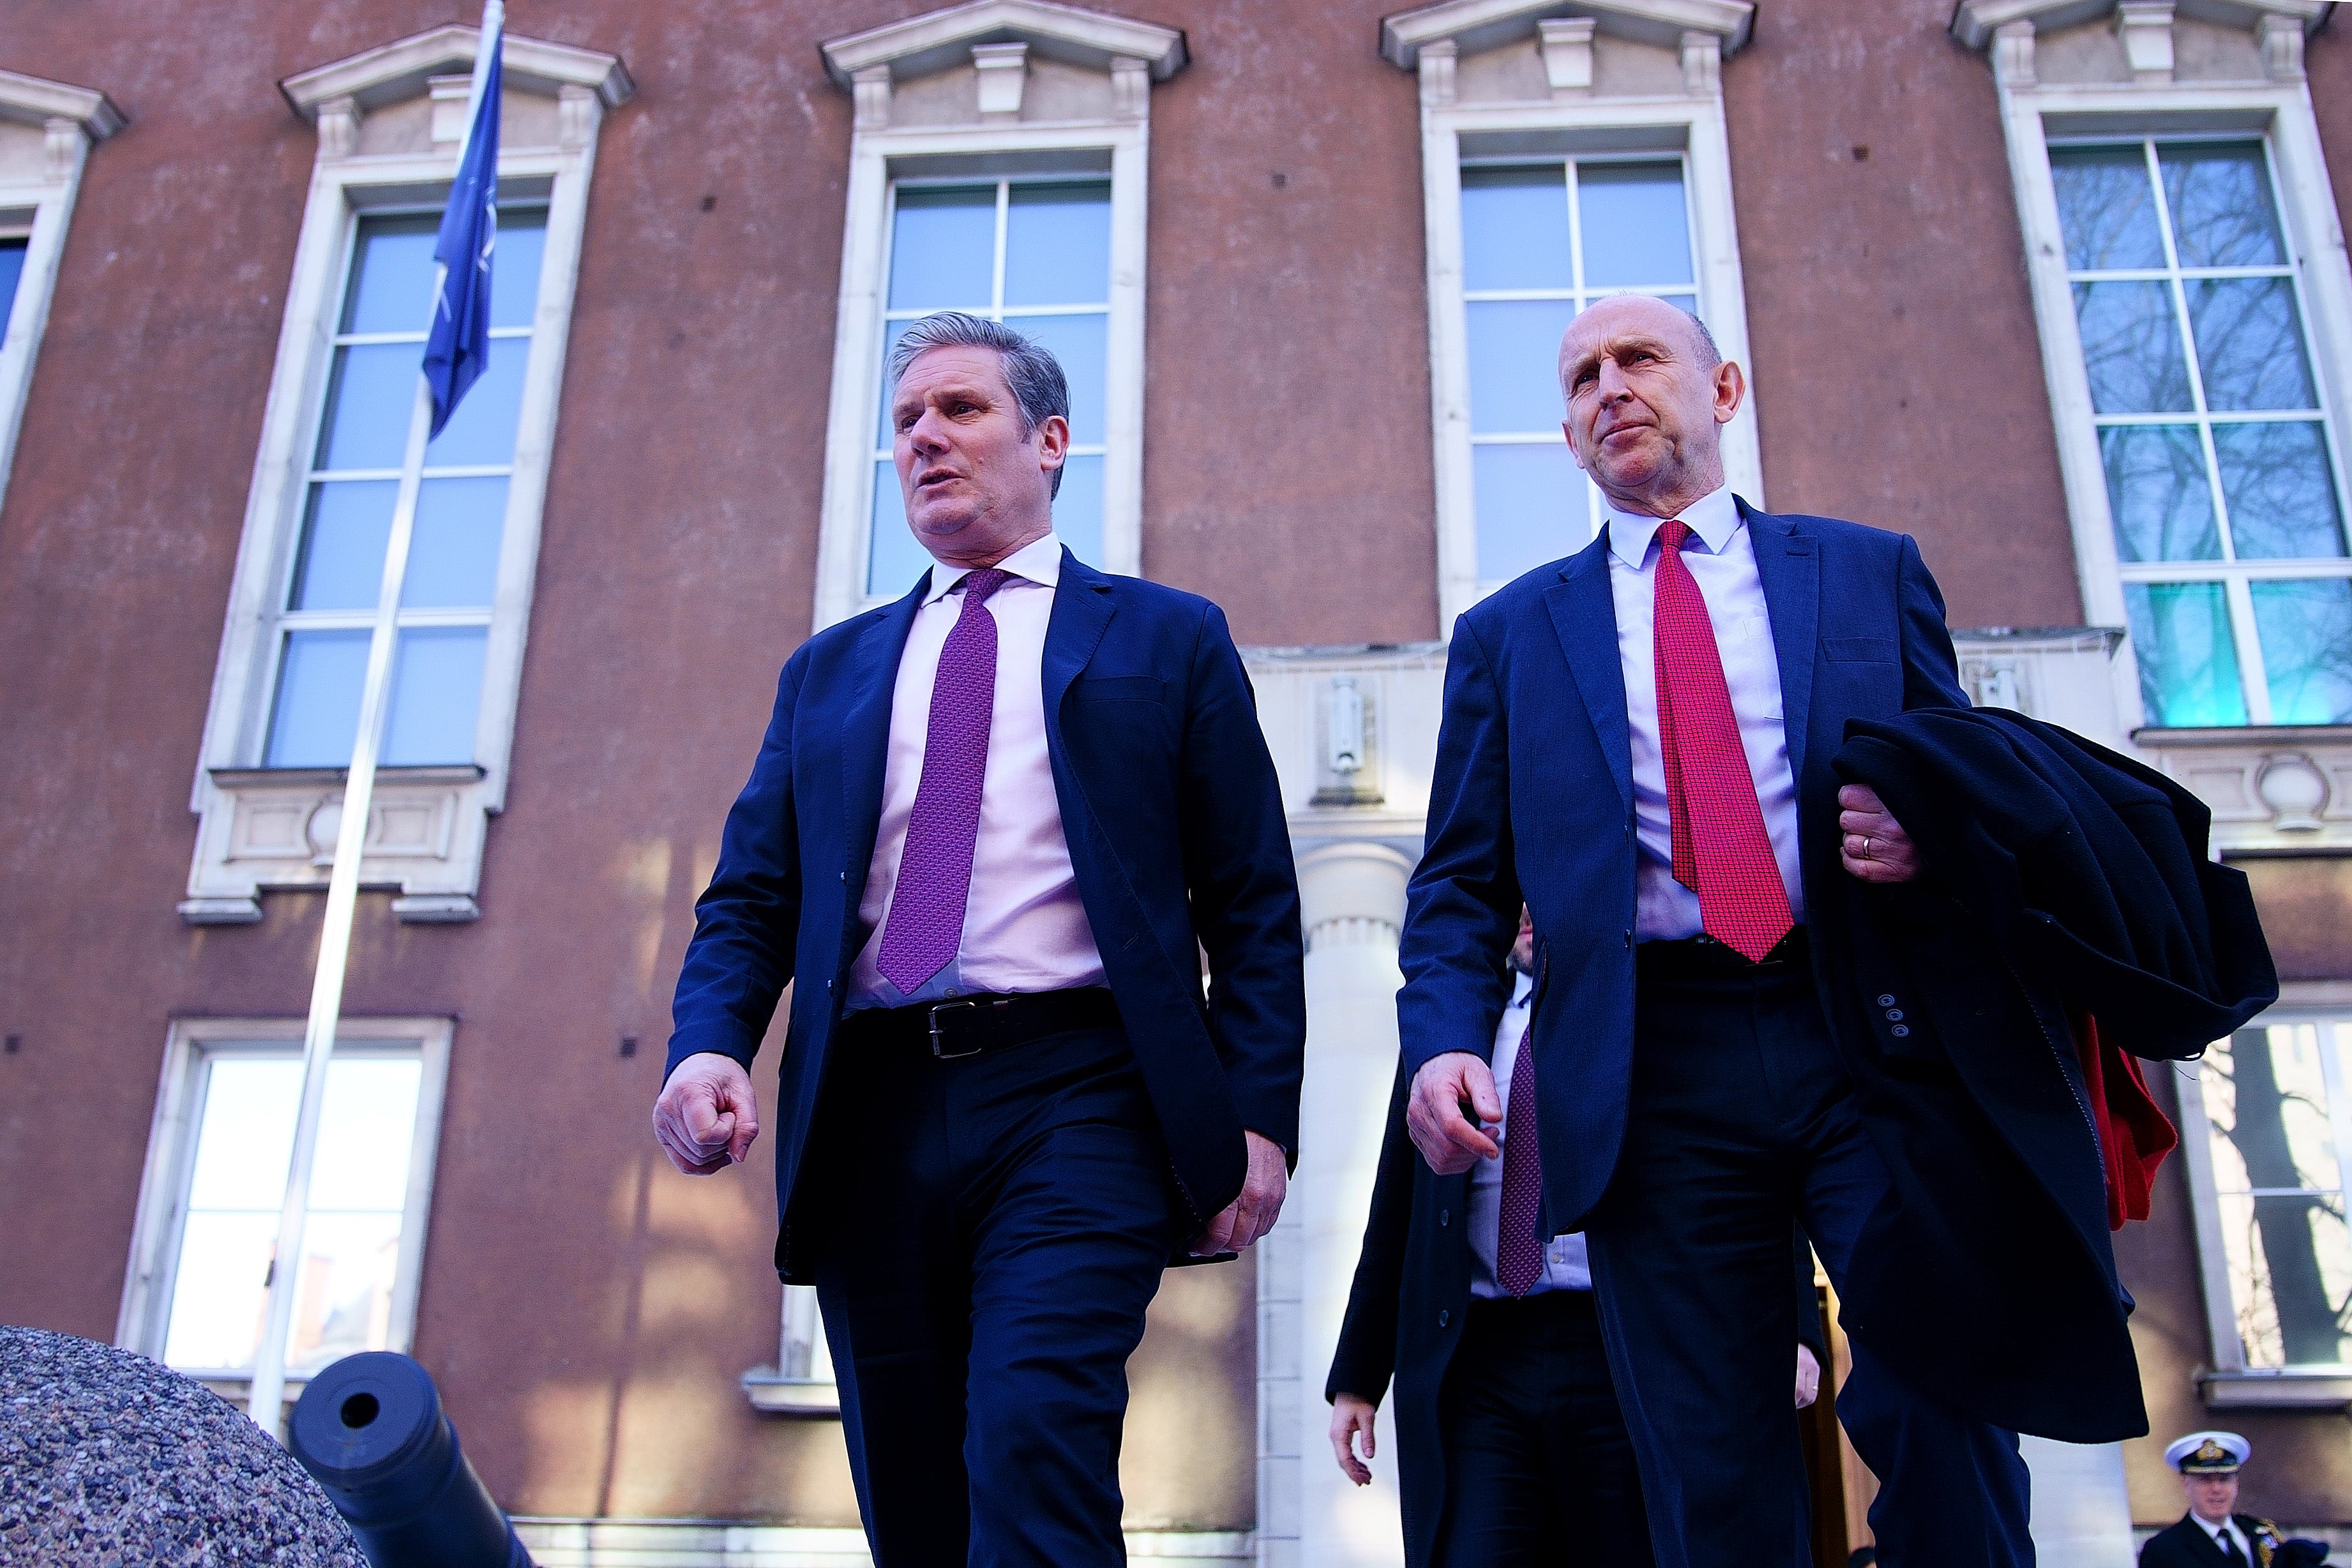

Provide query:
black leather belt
left=1636, top=928, right=1810, bottom=983
left=840, top=986, right=1120, bottom=1059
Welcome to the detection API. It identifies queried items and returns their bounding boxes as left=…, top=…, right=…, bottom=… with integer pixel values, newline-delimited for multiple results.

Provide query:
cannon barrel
left=287, top=1351, right=533, bottom=1568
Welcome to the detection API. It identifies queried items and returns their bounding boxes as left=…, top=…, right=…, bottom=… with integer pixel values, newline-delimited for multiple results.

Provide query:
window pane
left=1461, top=166, right=1572, bottom=293
left=1017, top=312, right=1108, bottom=447
left=315, top=343, right=418, bottom=471
left=2215, top=422, right=2345, bottom=560
left=384, top=626, right=486, bottom=765
left=1474, top=442, right=1591, bottom=583
left=1466, top=299, right=1578, bottom=434
left=2125, top=582, right=2246, bottom=726
left=2188, top=279, right=2318, bottom=412
left=2160, top=142, right=2285, bottom=269
left=868, top=457, right=928, bottom=597
left=2072, top=282, right=2193, bottom=414
left=290, top=481, right=399, bottom=611
left=2099, top=426, right=2218, bottom=562
left=488, top=210, right=548, bottom=330
left=2051, top=146, right=2166, bottom=271
left=2252, top=580, right=2352, bottom=724
left=1002, top=183, right=1111, bottom=308
left=887, top=186, right=997, bottom=312
left=1578, top=162, right=1692, bottom=289
left=287, top=1212, right=406, bottom=1373
left=340, top=216, right=439, bottom=335
left=162, top=1212, right=278, bottom=1371
left=423, top=335, right=529, bottom=467
left=402, top=476, right=508, bottom=609
left=1052, top=453, right=1105, bottom=566
left=2203, top=1027, right=2351, bottom=1367
left=267, top=629, right=370, bottom=767
left=877, top=318, right=914, bottom=445
left=0, top=239, right=27, bottom=322
left=308, top=1059, right=422, bottom=1210
left=185, top=1059, right=301, bottom=1210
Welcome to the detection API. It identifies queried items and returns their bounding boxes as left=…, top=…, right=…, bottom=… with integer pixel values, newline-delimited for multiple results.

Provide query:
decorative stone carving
left=972, top=42, right=1029, bottom=122
left=427, top=73, right=472, bottom=142
left=2256, top=753, right=2329, bottom=833
left=1539, top=17, right=1597, bottom=98
left=557, top=82, right=599, bottom=147
left=2258, top=13, right=2305, bottom=81
left=851, top=65, right=893, bottom=130
left=1109, top=56, right=1149, bottom=121
left=182, top=767, right=489, bottom=925
left=1682, top=29, right=1723, bottom=95
left=1993, top=20, right=2039, bottom=87
left=314, top=96, right=361, bottom=159
left=2114, top=1, right=2176, bottom=83
left=42, top=116, right=79, bottom=182
left=1419, top=38, right=1458, bottom=107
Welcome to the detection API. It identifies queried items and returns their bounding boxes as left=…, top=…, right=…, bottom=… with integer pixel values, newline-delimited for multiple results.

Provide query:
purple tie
left=877, top=569, right=1010, bottom=995
left=1497, top=1025, right=1543, bottom=1298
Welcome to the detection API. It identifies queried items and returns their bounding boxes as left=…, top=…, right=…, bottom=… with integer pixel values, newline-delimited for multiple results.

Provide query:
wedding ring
left=1862, top=836, right=1874, bottom=858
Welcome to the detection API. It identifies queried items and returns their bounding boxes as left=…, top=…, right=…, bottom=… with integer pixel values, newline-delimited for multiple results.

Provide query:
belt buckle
left=927, top=999, right=984, bottom=1059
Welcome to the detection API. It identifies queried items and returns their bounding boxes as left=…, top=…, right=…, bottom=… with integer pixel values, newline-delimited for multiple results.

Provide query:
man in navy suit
left=1398, top=295, right=2031, bottom=1567
left=654, top=312, right=1305, bottom=1567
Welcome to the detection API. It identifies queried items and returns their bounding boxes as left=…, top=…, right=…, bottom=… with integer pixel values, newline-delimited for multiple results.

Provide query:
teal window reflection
left=2050, top=139, right=2349, bottom=726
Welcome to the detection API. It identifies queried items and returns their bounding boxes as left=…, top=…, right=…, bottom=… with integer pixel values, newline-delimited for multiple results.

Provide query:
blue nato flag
left=423, top=11, right=502, bottom=439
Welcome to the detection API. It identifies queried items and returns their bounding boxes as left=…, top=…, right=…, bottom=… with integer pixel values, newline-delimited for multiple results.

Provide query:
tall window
left=866, top=179, right=1111, bottom=597
left=125, top=1022, right=448, bottom=1385
left=2189, top=1018, right=2352, bottom=1371
left=264, top=209, right=548, bottom=768
left=2049, top=139, right=2352, bottom=728
left=0, top=236, right=25, bottom=320
left=1461, top=158, right=1698, bottom=592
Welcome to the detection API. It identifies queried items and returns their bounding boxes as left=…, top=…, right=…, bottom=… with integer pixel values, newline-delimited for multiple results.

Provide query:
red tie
left=1652, top=520, right=1794, bottom=963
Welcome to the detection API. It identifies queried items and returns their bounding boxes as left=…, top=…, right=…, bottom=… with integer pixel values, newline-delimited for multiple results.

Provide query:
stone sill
left=2135, top=725, right=2352, bottom=748
left=2197, top=1369, right=2352, bottom=1408
left=209, top=764, right=488, bottom=788
left=741, top=1369, right=840, bottom=1417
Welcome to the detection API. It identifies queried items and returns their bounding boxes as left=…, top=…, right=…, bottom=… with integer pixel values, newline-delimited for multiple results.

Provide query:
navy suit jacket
left=1397, top=500, right=1968, bottom=1240
left=667, top=550, right=1306, bottom=1281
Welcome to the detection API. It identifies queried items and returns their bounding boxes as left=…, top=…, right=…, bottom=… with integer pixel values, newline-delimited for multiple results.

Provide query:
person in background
left=2139, top=1432, right=2330, bottom=1568
left=1326, top=906, right=1826, bottom=1567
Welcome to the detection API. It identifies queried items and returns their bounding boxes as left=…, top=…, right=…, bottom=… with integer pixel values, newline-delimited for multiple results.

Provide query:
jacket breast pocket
left=1073, top=675, right=1167, bottom=704
left=1823, top=637, right=1897, bottom=663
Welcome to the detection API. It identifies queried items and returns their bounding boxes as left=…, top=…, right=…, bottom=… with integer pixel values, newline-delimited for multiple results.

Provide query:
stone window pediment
left=1382, top=0, right=1754, bottom=96
left=819, top=0, right=1186, bottom=132
left=277, top=24, right=633, bottom=160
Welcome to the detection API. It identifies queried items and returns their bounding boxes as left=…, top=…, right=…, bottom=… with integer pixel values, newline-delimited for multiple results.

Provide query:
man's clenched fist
left=653, top=1052, right=760, bottom=1175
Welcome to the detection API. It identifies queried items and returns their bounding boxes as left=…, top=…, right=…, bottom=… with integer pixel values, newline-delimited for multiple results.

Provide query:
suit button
left=1890, top=1024, right=1911, bottom=1039
left=1877, top=994, right=1896, bottom=1007
left=1623, top=929, right=1633, bottom=949
left=1438, top=1309, right=1451, bottom=1328
left=1884, top=1008, right=1903, bottom=1022
left=1438, top=1209, right=1451, bottom=1227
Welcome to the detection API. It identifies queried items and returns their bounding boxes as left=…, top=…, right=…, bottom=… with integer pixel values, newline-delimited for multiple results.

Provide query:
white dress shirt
left=847, top=532, right=1106, bottom=1009
left=1468, top=970, right=1591, bottom=1299
left=2195, top=1514, right=2252, bottom=1562
left=1604, top=485, right=1804, bottom=943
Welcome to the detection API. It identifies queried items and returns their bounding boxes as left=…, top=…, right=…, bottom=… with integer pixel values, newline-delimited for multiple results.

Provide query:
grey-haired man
left=656, top=312, right=1306, bottom=1566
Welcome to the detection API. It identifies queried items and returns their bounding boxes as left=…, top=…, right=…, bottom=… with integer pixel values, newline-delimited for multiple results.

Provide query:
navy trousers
left=1583, top=960, right=2034, bottom=1568
left=1436, top=1290, right=1654, bottom=1568
left=809, top=1021, right=1178, bottom=1568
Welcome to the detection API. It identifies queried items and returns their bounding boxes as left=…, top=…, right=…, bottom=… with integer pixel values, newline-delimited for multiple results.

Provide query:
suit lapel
left=1542, top=532, right=1633, bottom=812
left=1043, top=547, right=1116, bottom=752
left=840, top=576, right=926, bottom=916
left=1744, top=500, right=1818, bottom=788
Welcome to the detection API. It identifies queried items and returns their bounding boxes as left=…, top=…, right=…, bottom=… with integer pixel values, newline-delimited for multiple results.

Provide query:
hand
left=652, top=1052, right=760, bottom=1175
left=1191, top=1130, right=1288, bottom=1256
left=1839, top=783, right=1920, bottom=884
left=1406, top=1052, right=1501, bottom=1176
left=1329, top=1392, right=1378, bottom=1486
left=1795, top=1343, right=1822, bottom=1409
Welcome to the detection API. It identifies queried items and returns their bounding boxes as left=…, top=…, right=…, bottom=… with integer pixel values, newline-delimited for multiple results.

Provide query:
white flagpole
left=246, top=2, right=502, bottom=1440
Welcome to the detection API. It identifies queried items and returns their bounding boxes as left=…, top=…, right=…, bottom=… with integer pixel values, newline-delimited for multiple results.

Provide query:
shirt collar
left=923, top=532, right=1062, bottom=605
left=1604, top=485, right=1740, bottom=570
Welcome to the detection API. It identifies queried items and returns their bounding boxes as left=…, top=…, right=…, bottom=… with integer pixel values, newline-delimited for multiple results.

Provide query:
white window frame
left=0, top=69, right=123, bottom=523
left=1383, top=1, right=1763, bottom=628
left=181, top=27, right=631, bottom=926
left=1975, top=7, right=2352, bottom=734
left=810, top=3, right=1188, bottom=631
left=2171, top=983, right=2352, bottom=1408
left=114, top=1015, right=454, bottom=1408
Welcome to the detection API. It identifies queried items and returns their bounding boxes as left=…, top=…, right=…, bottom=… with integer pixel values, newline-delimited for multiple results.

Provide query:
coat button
left=1438, top=1309, right=1451, bottom=1328
left=1877, top=994, right=1896, bottom=1008
left=1890, top=1024, right=1911, bottom=1039
left=1438, top=1208, right=1451, bottom=1227
left=1884, top=1008, right=1903, bottom=1022
left=1623, top=928, right=1633, bottom=949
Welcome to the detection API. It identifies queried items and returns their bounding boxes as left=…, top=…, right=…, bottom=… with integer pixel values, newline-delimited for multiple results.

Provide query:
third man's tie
left=1652, top=520, right=1793, bottom=962
left=1496, top=1025, right=1543, bottom=1297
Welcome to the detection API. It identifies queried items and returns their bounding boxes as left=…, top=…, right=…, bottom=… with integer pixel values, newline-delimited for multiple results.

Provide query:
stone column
left=2021, top=1436, right=2136, bottom=1565
left=1259, top=841, right=1414, bottom=1568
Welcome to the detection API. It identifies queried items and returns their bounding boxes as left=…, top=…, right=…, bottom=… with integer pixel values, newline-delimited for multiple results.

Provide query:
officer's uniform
left=2137, top=1432, right=2323, bottom=1568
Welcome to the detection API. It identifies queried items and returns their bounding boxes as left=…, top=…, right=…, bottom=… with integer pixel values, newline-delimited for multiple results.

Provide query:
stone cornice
left=278, top=24, right=634, bottom=121
left=1379, top=0, right=1754, bottom=70
left=820, top=0, right=1188, bottom=90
